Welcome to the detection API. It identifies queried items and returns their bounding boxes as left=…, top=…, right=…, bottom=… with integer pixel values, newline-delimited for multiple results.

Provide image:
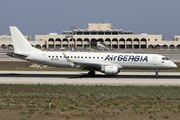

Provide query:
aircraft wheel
left=88, top=71, right=95, bottom=76
left=155, top=70, right=160, bottom=76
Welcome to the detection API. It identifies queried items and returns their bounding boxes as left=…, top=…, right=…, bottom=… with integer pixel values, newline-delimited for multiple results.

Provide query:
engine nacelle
left=101, top=66, right=119, bottom=75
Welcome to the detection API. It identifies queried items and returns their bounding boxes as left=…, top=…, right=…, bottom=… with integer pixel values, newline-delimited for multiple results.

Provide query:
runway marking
left=0, top=71, right=180, bottom=85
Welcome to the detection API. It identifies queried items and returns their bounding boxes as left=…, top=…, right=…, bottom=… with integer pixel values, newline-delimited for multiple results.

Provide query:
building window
left=154, top=39, right=157, bottom=41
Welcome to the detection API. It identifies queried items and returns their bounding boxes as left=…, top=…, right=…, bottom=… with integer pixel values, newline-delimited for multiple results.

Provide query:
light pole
left=71, top=26, right=75, bottom=51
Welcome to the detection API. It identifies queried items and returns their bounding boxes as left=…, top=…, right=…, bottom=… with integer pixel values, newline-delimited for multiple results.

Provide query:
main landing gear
left=155, top=70, right=160, bottom=76
left=88, top=71, right=95, bottom=76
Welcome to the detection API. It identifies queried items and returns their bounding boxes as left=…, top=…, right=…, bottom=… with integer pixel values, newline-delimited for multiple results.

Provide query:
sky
left=0, top=0, right=180, bottom=40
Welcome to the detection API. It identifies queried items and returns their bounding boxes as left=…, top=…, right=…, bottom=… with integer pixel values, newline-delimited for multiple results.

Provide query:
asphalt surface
left=0, top=71, right=180, bottom=85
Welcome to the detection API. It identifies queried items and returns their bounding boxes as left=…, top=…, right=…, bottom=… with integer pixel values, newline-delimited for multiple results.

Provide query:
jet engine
left=101, top=66, right=119, bottom=75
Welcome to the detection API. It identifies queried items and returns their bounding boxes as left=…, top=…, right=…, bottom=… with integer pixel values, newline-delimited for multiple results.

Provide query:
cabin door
left=41, top=54, right=46, bottom=62
left=153, top=57, right=157, bottom=65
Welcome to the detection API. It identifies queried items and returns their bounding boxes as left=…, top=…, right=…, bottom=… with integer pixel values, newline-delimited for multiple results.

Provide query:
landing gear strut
left=88, top=71, right=95, bottom=76
left=155, top=70, right=160, bottom=76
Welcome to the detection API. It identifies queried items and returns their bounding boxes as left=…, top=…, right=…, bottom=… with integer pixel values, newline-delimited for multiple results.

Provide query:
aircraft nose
left=171, top=62, right=177, bottom=68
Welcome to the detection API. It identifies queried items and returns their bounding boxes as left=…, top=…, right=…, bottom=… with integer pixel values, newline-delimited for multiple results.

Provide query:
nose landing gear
left=155, top=70, right=160, bottom=76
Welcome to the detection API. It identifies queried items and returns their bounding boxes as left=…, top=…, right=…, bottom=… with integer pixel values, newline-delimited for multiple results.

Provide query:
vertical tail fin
left=10, top=26, right=41, bottom=53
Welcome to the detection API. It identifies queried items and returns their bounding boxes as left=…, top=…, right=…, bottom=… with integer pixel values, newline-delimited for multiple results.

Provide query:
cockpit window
left=162, top=57, right=169, bottom=60
left=165, top=57, right=169, bottom=60
left=162, top=57, right=165, bottom=60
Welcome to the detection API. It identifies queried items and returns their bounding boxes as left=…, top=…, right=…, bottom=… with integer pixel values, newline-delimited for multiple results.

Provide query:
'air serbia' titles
left=104, top=55, right=148, bottom=62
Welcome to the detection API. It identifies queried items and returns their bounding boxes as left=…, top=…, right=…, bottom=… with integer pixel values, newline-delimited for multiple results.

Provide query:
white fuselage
left=24, top=51, right=177, bottom=70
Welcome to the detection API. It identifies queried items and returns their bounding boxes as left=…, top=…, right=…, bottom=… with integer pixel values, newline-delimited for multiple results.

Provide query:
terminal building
left=0, top=35, right=32, bottom=50
left=1, top=23, right=180, bottom=50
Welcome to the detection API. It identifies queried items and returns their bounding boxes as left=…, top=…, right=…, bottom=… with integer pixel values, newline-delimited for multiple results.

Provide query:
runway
left=0, top=71, right=180, bottom=85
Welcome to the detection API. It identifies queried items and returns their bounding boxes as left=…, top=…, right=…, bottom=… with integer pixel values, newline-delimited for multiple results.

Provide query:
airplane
left=6, top=26, right=177, bottom=76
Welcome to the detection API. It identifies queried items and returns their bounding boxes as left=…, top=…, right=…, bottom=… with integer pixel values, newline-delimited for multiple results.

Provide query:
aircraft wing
left=72, top=61, right=102, bottom=70
left=62, top=53, right=122, bottom=71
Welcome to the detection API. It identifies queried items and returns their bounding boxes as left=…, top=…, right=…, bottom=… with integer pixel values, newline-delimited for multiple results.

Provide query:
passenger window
left=81, top=56, right=83, bottom=58
left=52, top=56, right=54, bottom=58
left=101, top=57, right=103, bottom=59
left=49, top=56, right=50, bottom=58
left=74, top=56, right=76, bottom=58
left=71, top=56, right=73, bottom=58
left=162, top=58, right=165, bottom=60
left=56, top=56, right=58, bottom=58
left=60, top=56, right=62, bottom=58
left=89, top=57, right=91, bottom=59
left=93, top=57, right=95, bottom=59
left=78, top=56, right=80, bottom=58
left=97, top=57, right=99, bottom=59
left=85, top=57, right=87, bottom=59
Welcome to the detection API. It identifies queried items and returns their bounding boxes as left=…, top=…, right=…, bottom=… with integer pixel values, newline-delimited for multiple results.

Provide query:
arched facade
left=91, top=38, right=97, bottom=48
left=48, top=38, right=54, bottom=49
left=97, top=38, right=104, bottom=43
left=112, top=38, right=118, bottom=48
left=55, top=38, right=61, bottom=49
left=155, top=45, right=161, bottom=49
left=34, top=36, right=179, bottom=50
left=162, top=45, right=168, bottom=49
left=105, top=38, right=111, bottom=48
left=119, top=38, right=125, bottom=49
left=1, top=44, right=6, bottom=50
left=126, top=38, right=132, bottom=49
left=35, top=44, right=41, bottom=49
left=177, top=45, right=180, bottom=49
left=133, top=38, right=140, bottom=49
left=169, top=44, right=175, bottom=49
left=7, top=44, right=13, bottom=50
left=141, top=38, right=147, bottom=49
